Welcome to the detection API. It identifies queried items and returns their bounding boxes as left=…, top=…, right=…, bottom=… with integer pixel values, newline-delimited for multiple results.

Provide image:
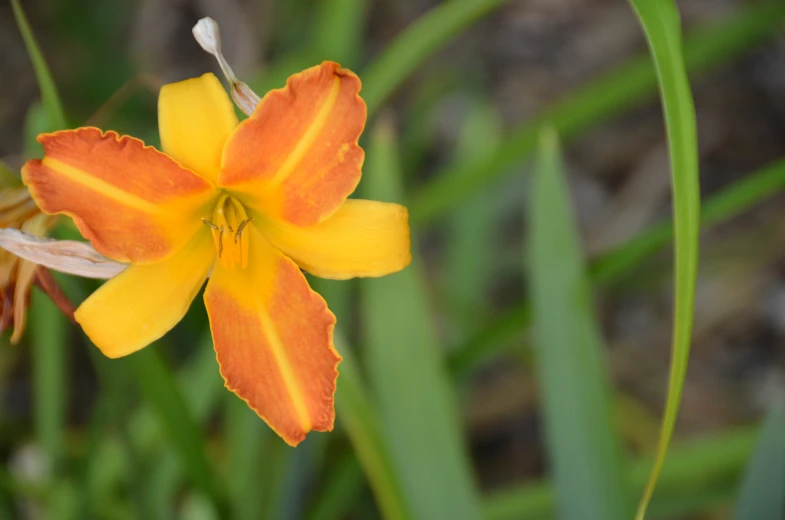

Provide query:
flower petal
left=204, top=227, right=340, bottom=446
left=259, top=199, right=411, bottom=279
left=0, top=229, right=126, bottom=279
left=219, top=61, right=366, bottom=226
left=159, top=73, right=239, bottom=184
left=11, top=213, right=55, bottom=343
left=75, top=230, right=214, bottom=358
left=23, top=128, right=215, bottom=264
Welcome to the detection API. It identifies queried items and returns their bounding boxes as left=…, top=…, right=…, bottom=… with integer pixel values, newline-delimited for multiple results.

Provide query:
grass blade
left=410, top=0, right=785, bottom=225
left=333, top=333, right=412, bottom=520
left=306, top=454, right=363, bottom=520
left=29, top=291, right=68, bottom=474
left=10, top=0, right=68, bottom=130
left=484, top=425, right=760, bottom=520
left=627, top=2, right=700, bottom=517
left=312, top=0, right=368, bottom=68
left=361, top=0, right=510, bottom=115
left=360, top=119, right=482, bottom=519
left=126, top=346, right=224, bottom=508
left=225, top=396, right=267, bottom=520
left=446, top=101, right=503, bottom=341
left=451, top=157, right=785, bottom=376
left=528, top=128, right=631, bottom=519
left=13, top=0, right=71, bottom=481
left=732, top=405, right=785, bottom=520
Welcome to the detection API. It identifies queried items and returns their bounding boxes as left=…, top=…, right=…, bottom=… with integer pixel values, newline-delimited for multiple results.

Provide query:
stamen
left=201, top=218, right=219, bottom=230
left=234, top=217, right=254, bottom=243
left=217, top=226, right=224, bottom=258
left=209, top=194, right=253, bottom=268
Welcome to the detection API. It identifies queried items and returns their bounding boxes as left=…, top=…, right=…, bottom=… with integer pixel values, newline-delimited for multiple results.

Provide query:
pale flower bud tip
left=193, top=17, right=221, bottom=54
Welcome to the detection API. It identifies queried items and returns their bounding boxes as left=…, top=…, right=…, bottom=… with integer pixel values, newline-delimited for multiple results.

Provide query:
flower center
left=203, top=193, right=253, bottom=269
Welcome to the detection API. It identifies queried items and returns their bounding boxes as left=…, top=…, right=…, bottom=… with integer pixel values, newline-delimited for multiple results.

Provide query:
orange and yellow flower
left=21, top=62, right=411, bottom=446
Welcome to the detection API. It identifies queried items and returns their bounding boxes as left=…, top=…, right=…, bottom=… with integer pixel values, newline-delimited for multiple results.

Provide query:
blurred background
left=1, top=0, right=785, bottom=519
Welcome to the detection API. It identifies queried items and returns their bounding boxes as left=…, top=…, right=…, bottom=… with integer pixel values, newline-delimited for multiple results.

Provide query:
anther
left=234, top=217, right=254, bottom=243
left=201, top=218, right=219, bottom=230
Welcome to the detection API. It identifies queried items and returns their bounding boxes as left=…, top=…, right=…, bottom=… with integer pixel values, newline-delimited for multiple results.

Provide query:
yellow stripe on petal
left=23, top=128, right=216, bottom=264
left=204, top=227, right=340, bottom=446
left=219, top=62, right=366, bottom=226
left=75, top=230, right=215, bottom=358
left=258, top=199, right=411, bottom=280
left=159, top=73, right=239, bottom=184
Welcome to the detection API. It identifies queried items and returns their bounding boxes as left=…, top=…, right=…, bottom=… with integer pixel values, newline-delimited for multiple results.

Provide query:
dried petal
left=0, top=228, right=126, bottom=279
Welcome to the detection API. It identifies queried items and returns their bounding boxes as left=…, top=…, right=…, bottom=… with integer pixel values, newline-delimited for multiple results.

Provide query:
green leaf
left=126, top=346, right=224, bottom=508
left=592, top=157, right=785, bottom=282
left=445, top=100, right=503, bottom=341
left=12, top=0, right=71, bottom=484
left=360, top=0, right=510, bottom=115
left=10, top=0, right=68, bottom=130
left=0, top=161, right=22, bottom=188
left=484, top=425, right=760, bottom=520
left=409, top=0, right=785, bottom=225
left=360, top=119, right=482, bottom=519
left=29, top=290, right=68, bottom=474
left=732, top=405, right=785, bottom=520
left=333, top=333, right=412, bottom=520
left=528, top=128, right=632, bottom=519
left=225, top=396, right=268, bottom=520
left=450, top=156, right=785, bottom=376
left=312, top=0, right=368, bottom=68
left=306, top=454, right=363, bottom=520
left=627, top=2, right=700, bottom=518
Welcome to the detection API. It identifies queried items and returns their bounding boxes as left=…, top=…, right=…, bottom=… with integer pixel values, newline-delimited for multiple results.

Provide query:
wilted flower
left=0, top=186, right=69, bottom=342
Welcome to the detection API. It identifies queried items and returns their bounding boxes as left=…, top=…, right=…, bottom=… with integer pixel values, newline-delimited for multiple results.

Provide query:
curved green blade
left=626, top=1, right=700, bottom=518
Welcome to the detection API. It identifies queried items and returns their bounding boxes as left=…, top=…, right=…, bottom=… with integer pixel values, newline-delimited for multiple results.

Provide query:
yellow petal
left=75, top=231, right=215, bottom=358
left=258, top=199, right=411, bottom=280
left=159, top=73, right=238, bottom=184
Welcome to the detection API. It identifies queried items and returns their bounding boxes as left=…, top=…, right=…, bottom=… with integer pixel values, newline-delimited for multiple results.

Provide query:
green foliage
left=10, top=0, right=68, bottom=130
left=360, top=120, right=482, bottom=519
left=732, top=406, right=785, bottom=520
left=6, top=0, right=785, bottom=518
left=409, top=0, right=785, bottom=225
left=627, top=2, right=700, bottom=517
left=528, top=128, right=632, bottom=519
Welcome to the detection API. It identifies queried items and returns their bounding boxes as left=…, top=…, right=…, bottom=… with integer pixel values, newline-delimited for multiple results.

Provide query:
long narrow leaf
left=312, top=0, right=368, bottom=68
left=225, top=396, right=267, bottom=520
left=126, top=347, right=224, bottom=508
left=361, top=120, right=482, bottom=519
left=410, top=0, right=785, bottom=225
left=528, top=128, right=631, bottom=519
left=10, top=0, right=68, bottom=130
left=627, top=2, right=700, bottom=518
left=334, top=333, right=412, bottom=520
left=13, top=0, right=71, bottom=481
left=484, top=425, right=760, bottom=520
left=732, top=406, right=785, bottom=520
left=361, top=0, right=510, bottom=115
left=28, top=291, right=67, bottom=473
left=446, top=101, right=503, bottom=341
left=450, top=157, right=785, bottom=376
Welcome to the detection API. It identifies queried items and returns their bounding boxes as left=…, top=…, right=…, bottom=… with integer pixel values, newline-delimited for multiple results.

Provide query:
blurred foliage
left=2, top=0, right=785, bottom=519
